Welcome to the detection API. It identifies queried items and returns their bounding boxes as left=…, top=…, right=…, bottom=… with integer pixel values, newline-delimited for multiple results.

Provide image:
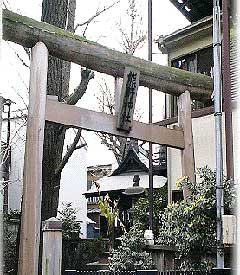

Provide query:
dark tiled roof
left=169, top=0, right=218, bottom=23
left=111, top=145, right=148, bottom=176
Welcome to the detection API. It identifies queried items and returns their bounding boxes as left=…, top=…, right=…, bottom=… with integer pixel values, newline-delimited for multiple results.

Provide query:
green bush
left=110, top=223, right=153, bottom=271
left=156, top=166, right=235, bottom=270
left=62, top=237, right=108, bottom=271
left=3, top=210, right=20, bottom=274
left=58, top=202, right=82, bottom=239
left=133, top=185, right=167, bottom=235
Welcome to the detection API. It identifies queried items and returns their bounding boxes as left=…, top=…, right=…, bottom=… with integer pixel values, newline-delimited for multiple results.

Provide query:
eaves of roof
left=157, top=15, right=213, bottom=54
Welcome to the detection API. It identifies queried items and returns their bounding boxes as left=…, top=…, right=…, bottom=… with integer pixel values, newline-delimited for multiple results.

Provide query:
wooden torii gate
left=2, top=9, right=213, bottom=275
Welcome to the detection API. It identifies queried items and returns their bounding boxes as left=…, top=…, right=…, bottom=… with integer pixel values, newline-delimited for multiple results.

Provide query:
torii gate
left=2, top=9, right=213, bottom=275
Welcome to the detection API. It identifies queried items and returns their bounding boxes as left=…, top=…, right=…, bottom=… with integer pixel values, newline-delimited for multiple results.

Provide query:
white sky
left=1, top=0, right=189, bottom=166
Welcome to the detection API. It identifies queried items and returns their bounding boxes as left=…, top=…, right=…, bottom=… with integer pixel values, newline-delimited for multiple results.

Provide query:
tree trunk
left=37, top=2, right=75, bottom=274
left=41, top=0, right=75, bottom=221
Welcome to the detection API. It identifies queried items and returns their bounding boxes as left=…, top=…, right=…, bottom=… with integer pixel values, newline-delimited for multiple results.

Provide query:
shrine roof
left=110, top=145, right=149, bottom=176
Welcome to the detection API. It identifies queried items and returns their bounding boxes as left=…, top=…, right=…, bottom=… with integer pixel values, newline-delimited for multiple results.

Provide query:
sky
left=1, top=0, right=189, bottom=166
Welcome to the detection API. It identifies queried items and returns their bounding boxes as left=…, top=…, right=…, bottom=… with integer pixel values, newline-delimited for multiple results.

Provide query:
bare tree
left=95, top=78, right=144, bottom=163
left=96, top=0, right=146, bottom=163
left=117, top=0, right=146, bottom=55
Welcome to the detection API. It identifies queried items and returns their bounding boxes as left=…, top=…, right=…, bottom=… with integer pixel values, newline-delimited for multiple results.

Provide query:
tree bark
left=41, top=0, right=73, bottom=221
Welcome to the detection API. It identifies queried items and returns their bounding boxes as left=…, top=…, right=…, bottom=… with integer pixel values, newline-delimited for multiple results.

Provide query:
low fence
left=159, top=271, right=211, bottom=275
left=159, top=270, right=232, bottom=275
left=75, top=271, right=137, bottom=275
left=64, top=269, right=232, bottom=275
left=64, top=271, right=154, bottom=275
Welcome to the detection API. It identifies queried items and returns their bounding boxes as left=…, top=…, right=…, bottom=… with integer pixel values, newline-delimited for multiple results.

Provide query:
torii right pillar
left=178, top=91, right=196, bottom=199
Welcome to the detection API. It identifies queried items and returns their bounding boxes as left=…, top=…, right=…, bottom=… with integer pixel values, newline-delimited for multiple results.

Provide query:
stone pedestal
left=145, top=245, right=176, bottom=271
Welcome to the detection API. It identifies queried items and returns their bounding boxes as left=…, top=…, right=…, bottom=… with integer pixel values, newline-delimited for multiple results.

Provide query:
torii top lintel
left=3, top=9, right=212, bottom=102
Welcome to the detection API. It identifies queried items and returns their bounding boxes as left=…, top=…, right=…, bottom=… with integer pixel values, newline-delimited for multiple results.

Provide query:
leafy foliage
left=3, top=210, right=21, bottom=274
left=95, top=179, right=121, bottom=250
left=110, top=223, right=153, bottom=271
left=99, top=194, right=119, bottom=236
left=156, top=166, right=236, bottom=270
left=4, top=229, right=17, bottom=273
left=62, top=237, right=108, bottom=271
left=58, top=202, right=82, bottom=239
left=133, top=185, right=167, bottom=235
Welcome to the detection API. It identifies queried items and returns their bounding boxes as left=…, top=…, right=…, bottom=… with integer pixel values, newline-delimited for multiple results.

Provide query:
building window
left=169, top=46, right=213, bottom=117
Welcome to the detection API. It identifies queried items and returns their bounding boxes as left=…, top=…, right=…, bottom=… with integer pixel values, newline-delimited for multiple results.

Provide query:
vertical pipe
left=3, top=102, right=10, bottom=214
left=213, top=0, right=224, bottom=268
left=148, top=0, right=153, bottom=231
left=222, top=0, right=234, bottom=180
left=0, top=97, right=4, bottom=275
left=0, top=2, right=3, bottom=273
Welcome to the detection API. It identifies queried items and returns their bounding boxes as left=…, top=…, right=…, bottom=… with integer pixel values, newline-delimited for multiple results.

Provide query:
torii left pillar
left=18, top=42, right=48, bottom=275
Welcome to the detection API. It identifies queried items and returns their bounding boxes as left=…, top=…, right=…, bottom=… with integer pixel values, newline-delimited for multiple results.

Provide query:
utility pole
left=148, top=0, right=153, bottom=233
left=213, top=0, right=224, bottom=268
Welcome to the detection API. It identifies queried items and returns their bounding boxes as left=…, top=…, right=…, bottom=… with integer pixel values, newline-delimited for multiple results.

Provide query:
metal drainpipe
left=3, top=102, right=11, bottom=214
left=148, top=0, right=153, bottom=232
left=0, top=97, right=4, bottom=275
left=213, top=0, right=225, bottom=268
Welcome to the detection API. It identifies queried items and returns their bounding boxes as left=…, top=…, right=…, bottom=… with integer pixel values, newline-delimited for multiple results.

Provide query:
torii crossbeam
left=3, top=9, right=213, bottom=101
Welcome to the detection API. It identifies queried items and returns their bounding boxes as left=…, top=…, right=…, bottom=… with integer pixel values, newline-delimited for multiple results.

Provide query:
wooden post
left=42, top=218, right=62, bottom=275
left=18, top=42, right=48, bottom=275
left=178, top=91, right=195, bottom=199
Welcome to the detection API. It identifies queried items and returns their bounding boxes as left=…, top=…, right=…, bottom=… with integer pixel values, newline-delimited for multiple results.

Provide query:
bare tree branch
left=7, top=42, right=30, bottom=68
left=3, top=0, right=11, bottom=10
left=65, top=68, right=94, bottom=105
left=23, top=47, right=31, bottom=60
left=96, top=132, right=123, bottom=163
left=3, top=2, right=8, bottom=9
left=55, top=129, right=86, bottom=177
left=96, top=79, right=115, bottom=114
left=8, top=60, right=29, bottom=91
left=74, top=1, right=120, bottom=32
left=117, top=0, right=146, bottom=55
left=11, top=85, right=28, bottom=110
left=57, top=69, right=94, bottom=135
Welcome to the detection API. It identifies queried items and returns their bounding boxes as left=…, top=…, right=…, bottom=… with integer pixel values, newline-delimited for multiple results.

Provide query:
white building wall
left=232, top=106, right=240, bottom=181
left=58, top=129, right=88, bottom=238
left=2, top=116, right=26, bottom=212
left=168, top=113, right=227, bottom=195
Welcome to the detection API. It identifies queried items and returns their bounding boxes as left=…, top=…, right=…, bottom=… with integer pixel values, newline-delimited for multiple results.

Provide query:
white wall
left=58, top=129, right=88, bottom=238
left=2, top=116, right=26, bottom=212
left=167, top=113, right=227, bottom=196
left=232, top=106, right=240, bottom=182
